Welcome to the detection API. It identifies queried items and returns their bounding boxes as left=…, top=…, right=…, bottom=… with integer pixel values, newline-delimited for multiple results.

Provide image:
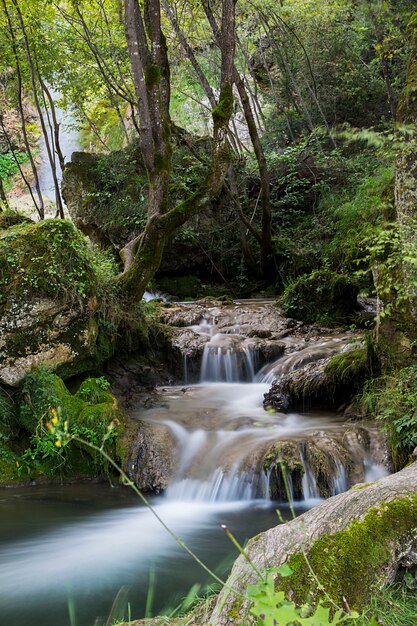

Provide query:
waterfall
left=138, top=306, right=388, bottom=507
left=165, top=465, right=269, bottom=502
left=301, top=453, right=321, bottom=502
left=200, top=334, right=257, bottom=383
left=332, top=459, right=349, bottom=495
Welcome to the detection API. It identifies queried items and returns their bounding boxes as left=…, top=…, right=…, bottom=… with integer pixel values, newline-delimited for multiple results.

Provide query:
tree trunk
left=0, top=175, right=8, bottom=210
left=117, top=0, right=236, bottom=303
left=203, top=0, right=273, bottom=273
left=393, top=11, right=417, bottom=340
left=11, top=0, right=64, bottom=218
left=1, top=0, right=44, bottom=219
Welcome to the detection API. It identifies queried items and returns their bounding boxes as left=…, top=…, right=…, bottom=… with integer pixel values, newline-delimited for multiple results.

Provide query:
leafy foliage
left=362, top=365, right=417, bottom=460
left=0, top=151, right=28, bottom=189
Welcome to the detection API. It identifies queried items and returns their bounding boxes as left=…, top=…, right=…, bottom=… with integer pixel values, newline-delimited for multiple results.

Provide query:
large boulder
left=209, top=463, right=417, bottom=624
left=0, top=218, right=109, bottom=386
left=263, top=345, right=377, bottom=410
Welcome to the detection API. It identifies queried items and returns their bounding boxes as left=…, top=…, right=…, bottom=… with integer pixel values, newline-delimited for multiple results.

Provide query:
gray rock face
left=122, top=419, right=176, bottom=493
left=0, top=294, right=98, bottom=386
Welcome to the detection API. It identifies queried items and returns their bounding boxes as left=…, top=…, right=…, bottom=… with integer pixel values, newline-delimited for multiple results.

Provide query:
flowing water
left=0, top=310, right=388, bottom=626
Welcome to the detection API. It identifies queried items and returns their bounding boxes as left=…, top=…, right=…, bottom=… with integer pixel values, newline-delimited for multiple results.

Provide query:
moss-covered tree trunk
left=395, top=12, right=417, bottom=335
left=377, top=12, right=417, bottom=356
left=117, top=0, right=236, bottom=304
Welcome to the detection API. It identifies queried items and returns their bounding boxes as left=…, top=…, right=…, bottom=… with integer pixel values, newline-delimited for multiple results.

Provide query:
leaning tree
left=117, top=0, right=237, bottom=303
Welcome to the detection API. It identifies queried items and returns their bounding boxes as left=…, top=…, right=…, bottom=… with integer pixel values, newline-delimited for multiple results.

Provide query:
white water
left=38, top=92, right=81, bottom=201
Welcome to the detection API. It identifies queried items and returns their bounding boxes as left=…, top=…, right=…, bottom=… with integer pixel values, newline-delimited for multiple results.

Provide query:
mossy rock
left=0, top=219, right=98, bottom=304
left=210, top=464, right=417, bottom=623
left=264, top=440, right=304, bottom=500
left=11, top=368, right=126, bottom=481
left=0, top=218, right=117, bottom=385
left=280, top=495, right=417, bottom=610
left=280, top=269, right=359, bottom=325
left=264, top=345, right=377, bottom=411
left=18, top=369, right=84, bottom=433
left=76, top=377, right=115, bottom=405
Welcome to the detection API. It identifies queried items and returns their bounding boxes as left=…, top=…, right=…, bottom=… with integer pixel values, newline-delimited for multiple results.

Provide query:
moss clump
left=280, top=269, right=358, bottom=325
left=212, top=84, right=234, bottom=123
left=0, top=210, right=32, bottom=231
left=324, top=344, right=379, bottom=398
left=0, top=219, right=100, bottom=305
left=397, top=12, right=417, bottom=122
left=279, top=495, right=417, bottom=610
left=264, top=441, right=304, bottom=500
left=145, top=64, right=161, bottom=87
left=18, top=368, right=84, bottom=433
left=226, top=599, right=244, bottom=621
left=76, top=377, right=115, bottom=405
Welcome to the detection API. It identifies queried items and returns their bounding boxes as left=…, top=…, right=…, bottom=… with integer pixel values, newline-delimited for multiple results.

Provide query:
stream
left=0, top=305, right=388, bottom=626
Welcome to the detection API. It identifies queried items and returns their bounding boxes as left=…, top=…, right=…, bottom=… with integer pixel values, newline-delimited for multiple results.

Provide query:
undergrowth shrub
left=16, top=368, right=123, bottom=478
left=361, top=365, right=417, bottom=469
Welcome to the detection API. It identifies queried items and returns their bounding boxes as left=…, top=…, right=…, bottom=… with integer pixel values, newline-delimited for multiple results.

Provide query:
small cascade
left=183, top=353, right=188, bottom=384
left=143, top=290, right=167, bottom=302
left=200, top=334, right=257, bottom=383
left=332, top=459, right=349, bottom=495
left=165, top=465, right=269, bottom=502
left=190, top=317, right=216, bottom=336
left=137, top=303, right=389, bottom=509
left=301, top=454, right=321, bottom=502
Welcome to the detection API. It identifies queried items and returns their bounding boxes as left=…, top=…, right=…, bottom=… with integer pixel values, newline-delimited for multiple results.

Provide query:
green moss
left=264, top=441, right=304, bottom=500
left=18, top=369, right=84, bottom=433
left=212, top=84, right=234, bottom=123
left=154, top=151, right=170, bottom=173
left=279, top=495, right=417, bottom=610
left=76, top=377, right=114, bottom=405
left=145, top=64, right=161, bottom=87
left=280, top=269, right=358, bottom=325
left=0, top=219, right=99, bottom=304
left=226, top=599, right=243, bottom=621
left=324, top=345, right=378, bottom=395
left=352, top=482, right=376, bottom=490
